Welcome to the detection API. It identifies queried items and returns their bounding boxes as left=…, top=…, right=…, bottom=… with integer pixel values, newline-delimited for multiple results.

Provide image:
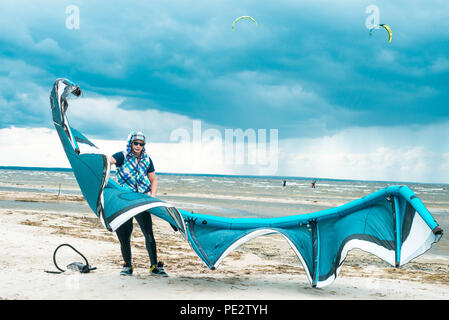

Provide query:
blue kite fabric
left=50, top=79, right=443, bottom=288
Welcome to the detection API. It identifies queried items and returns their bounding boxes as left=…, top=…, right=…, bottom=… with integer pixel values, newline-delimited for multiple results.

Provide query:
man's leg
left=115, top=218, right=134, bottom=267
left=134, top=211, right=157, bottom=266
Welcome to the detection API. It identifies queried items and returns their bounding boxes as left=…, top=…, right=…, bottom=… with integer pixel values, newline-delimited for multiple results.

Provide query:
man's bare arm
left=148, top=171, right=158, bottom=197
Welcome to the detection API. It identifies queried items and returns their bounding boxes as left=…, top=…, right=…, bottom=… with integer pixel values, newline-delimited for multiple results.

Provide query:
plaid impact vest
left=116, top=152, right=152, bottom=193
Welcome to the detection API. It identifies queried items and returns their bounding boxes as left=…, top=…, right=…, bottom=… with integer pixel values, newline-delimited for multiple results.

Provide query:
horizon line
left=0, top=165, right=447, bottom=186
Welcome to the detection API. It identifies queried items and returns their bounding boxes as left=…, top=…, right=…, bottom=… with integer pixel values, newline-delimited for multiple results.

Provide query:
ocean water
left=1, top=167, right=447, bottom=257
left=1, top=167, right=449, bottom=217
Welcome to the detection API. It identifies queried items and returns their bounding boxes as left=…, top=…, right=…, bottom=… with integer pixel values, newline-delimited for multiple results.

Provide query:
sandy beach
left=0, top=190, right=448, bottom=301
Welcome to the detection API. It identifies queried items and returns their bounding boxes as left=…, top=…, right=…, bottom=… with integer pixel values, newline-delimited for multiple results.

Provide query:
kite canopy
left=50, top=79, right=442, bottom=287
left=369, top=24, right=392, bottom=43
left=232, top=16, right=258, bottom=31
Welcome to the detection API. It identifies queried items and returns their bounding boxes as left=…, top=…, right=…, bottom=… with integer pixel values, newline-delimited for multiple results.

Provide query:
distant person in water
left=109, top=131, right=167, bottom=277
left=311, top=180, right=316, bottom=188
left=283, top=180, right=287, bottom=187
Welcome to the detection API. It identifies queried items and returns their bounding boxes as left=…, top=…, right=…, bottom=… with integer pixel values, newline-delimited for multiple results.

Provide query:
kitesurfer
left=109, top=131, right=168, bottom=277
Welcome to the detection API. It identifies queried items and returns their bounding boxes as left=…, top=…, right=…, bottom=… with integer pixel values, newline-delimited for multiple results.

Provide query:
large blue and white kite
left=50, top=79, right=443, bottom=287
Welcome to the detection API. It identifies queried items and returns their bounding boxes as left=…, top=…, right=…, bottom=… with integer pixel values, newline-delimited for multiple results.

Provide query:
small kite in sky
left=369, top=24, right=392, bottom=43
left=232, top=16, right=258, bottom=31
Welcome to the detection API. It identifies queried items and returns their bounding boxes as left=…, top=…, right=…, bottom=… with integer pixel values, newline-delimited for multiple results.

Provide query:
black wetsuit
left=115, top=211, right=157, bottom=266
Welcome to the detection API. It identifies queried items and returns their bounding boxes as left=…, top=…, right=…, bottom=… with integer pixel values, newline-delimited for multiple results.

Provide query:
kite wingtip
left=432, top=226, right=443, bottom=235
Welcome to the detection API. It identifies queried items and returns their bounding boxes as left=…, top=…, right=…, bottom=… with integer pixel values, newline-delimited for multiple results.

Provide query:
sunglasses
left=133, top=141, right=145, bottom=147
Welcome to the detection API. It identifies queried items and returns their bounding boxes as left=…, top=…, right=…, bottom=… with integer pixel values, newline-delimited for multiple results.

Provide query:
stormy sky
left=0, top=0, right=448, bottom=182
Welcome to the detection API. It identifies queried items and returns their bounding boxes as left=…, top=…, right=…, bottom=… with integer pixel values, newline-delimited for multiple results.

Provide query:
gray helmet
left=132, top=132, right=146, bottom=143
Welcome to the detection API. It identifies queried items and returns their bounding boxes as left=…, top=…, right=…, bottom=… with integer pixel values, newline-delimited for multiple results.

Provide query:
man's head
left=130, top=132, right=146, bottom=156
